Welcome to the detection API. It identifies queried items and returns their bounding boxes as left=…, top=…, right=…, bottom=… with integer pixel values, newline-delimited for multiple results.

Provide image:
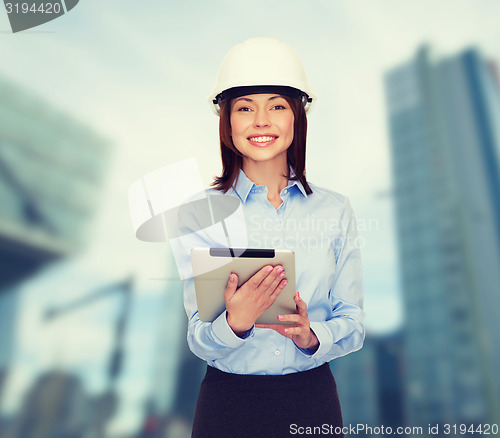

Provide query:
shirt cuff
left=298, top=322, right=333, bottom=359
left=212, top=310, right=255, bottom=348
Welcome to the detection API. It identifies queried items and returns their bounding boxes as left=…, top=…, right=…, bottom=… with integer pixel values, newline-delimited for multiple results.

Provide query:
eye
left=236, top=106, right=252, bottom=112
left=272, top=104, right=287, bottom=110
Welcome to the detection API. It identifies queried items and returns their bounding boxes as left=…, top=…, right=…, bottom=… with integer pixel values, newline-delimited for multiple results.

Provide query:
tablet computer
left=190, top=247, right=296, bottom=325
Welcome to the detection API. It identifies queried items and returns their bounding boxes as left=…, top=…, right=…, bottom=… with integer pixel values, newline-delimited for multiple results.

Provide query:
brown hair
left=210, top=95, right=313, bottom=195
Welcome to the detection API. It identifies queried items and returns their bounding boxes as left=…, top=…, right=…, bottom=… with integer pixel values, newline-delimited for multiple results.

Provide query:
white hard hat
left=208, top=37, right=316, bottom=116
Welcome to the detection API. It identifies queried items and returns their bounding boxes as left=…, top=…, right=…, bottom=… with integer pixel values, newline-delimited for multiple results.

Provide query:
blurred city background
left=1, top=1, right=499, bottom=437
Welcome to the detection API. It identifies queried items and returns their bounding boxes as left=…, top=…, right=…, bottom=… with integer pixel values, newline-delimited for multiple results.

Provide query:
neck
left=242, top=158, right=289, bottom=199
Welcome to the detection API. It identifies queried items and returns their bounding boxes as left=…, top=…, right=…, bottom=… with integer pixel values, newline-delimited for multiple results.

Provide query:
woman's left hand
left=256, top=292, right=319, bottom=351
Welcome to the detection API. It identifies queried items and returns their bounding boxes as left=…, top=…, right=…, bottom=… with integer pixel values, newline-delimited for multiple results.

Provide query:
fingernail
left=278, top=315, right=284, bottom=320
left=297, top=292, right=301, bottom=301
left=277, top=267, right=283, bottom=273
left=230, top=274, right=234, bottom=282
left=267, top=266, right=273, bottom=272
left=279, top=272, right=285, bottom=278
left=284, top=328, right=290, bottom=333
left=282, top=280, right=288, bottom=286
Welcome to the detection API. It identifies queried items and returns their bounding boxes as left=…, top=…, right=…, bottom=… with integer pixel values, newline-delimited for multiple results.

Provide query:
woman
left=182, top=38, right=365, bottom=438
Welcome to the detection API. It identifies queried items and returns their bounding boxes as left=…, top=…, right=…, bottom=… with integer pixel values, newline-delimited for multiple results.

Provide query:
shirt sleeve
left=183, top=276, right=255, bottom=362
left=297, top=197, right=365, bottom=360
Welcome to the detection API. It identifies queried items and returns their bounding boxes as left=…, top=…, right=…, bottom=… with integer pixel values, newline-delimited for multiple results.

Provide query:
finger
left=269, top=278, right=288, bottom=300
left=256, top=324, right=292, bottom=337
left=277, top=314, right=304, bottom=325
left=259, top=265, right=284, bottom=292
left=264, top=266, right=285, bottom=294
left=256, top=323, right=294, bottom=331
left=255, top=324, right=279, bottom=329
left=249, top=265, right=275, bottom=288
left=223, top=273, right=238, bottom=302
left=283, top=326, right=308, bottom=336
left=295, top=292, right=308, bottom=316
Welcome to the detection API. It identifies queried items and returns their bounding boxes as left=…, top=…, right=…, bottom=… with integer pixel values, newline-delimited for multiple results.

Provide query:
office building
left=0, top=74, right=111, bottom=410
left=11, top=370, right=87, bottom=438
left=330, top=335, right=379, bottom=429
left=0, top=288, right=17, bottom=367
left=139, top=253, right=205, bottom=437
left=384, top=46, right=500, bottom=426
left=331, top=332, right=405, bottom=431
left=374, top=331, right=404, bottom=427
left=0, top=74, right=111, bottom=289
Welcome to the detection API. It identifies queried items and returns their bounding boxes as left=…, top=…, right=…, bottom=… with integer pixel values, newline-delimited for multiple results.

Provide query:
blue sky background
left=2, top=0, right=500, bottom=434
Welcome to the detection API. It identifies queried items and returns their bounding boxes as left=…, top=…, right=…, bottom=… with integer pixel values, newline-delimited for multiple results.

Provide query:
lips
left=247, top=134, right=278, bottom=147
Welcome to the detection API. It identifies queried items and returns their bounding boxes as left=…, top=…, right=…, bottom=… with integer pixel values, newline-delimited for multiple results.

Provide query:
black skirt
left=192, top=363, right=343, bottom=438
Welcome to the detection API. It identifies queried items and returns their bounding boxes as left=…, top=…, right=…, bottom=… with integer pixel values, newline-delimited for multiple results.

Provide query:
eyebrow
left=233, top=95, right=284, bottom=104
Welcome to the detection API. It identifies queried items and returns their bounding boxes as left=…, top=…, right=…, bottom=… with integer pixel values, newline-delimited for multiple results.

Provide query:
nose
left=253, top=108, right=271, bottom=128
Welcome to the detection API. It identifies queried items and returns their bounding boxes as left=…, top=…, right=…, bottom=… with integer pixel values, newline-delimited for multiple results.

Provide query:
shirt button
left=274, top=236, right=280, bottom=242
left=274, top=350, right=280, bottom=356
left=283, top=189, right=288, bottom=194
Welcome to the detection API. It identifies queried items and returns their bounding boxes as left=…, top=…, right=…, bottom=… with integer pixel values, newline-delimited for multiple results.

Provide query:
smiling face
left=230, top=93, right=294, bottom=167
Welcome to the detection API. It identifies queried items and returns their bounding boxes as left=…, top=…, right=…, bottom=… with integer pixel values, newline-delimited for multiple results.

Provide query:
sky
left=2, top=0, right=500, bottom=434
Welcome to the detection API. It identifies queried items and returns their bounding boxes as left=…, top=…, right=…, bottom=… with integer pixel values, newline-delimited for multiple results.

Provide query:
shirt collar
left=232, top=166, right=308, bottom=203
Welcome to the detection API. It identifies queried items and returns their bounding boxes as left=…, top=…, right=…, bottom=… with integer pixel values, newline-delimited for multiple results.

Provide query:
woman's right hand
left=224, top=265, right=288, bottom=337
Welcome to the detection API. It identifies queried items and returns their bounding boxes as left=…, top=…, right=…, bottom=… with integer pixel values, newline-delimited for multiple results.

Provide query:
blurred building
left=0, top=368, right=8, bottom=417
left=331, top=331, right=404, bottom=431
left=385, top=46, right=500, bottom=427
left=0, top=75, right=110, bottom=289
left=11, top=370, right=88, bottom=438
left=0, top=74, right=110, bottom=413
left=374, top=331, right=405, bottom=427
left=0, top=288, right=17, bottom=368
left=137, top=332, right=201, bottom=438
left=331, top=335, right=379, bottom=428
left=136, top=256, right=205, bottom=438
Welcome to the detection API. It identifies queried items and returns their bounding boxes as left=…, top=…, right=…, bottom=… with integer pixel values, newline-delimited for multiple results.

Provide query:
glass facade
left=331, top=336, right=380, bottom=429
left=385, top=46, right=500, bottom=427
left=0, top=74, right=111, bottom=404
left=0, top=75, right=110, bottom=256
left=331, top=332, right=405, bottom=431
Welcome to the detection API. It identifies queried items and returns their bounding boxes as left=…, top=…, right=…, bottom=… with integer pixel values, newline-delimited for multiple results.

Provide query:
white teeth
left=249, top=136, right=276, bottom=143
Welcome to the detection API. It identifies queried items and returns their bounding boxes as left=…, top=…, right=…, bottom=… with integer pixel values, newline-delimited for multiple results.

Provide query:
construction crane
left=43, top=276, right=134, bottom=437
